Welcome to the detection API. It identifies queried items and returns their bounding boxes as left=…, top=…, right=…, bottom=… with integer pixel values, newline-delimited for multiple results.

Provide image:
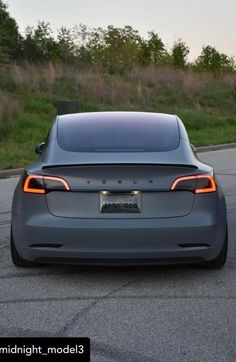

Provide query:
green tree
left=0, top=0, right=22, bottom=62
left=86, top=26, right=105, bottom=65
left=102, top=25, right=142, bottom=73
left=72, top=24, right=104, bottom=65
left=22, top=22, right=57, bottom=62
left=138, top=40, right=151, bottom=66
left=147, top=31, right=165, bottom=64
left=56, top=27, right=76, bottom=64
left=195, top=45, right=235, bottom=74
left=171, top=40, right=189, bottom=68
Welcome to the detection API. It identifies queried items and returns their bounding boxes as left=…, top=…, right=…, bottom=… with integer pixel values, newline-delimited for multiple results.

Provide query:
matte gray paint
left=11, top=112, right=227, bottom=265
left=46, top=191, right=195, bottom=218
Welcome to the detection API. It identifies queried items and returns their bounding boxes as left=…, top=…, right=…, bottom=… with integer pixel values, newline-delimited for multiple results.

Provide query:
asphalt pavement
left=0, top=148, right=236, bottom=362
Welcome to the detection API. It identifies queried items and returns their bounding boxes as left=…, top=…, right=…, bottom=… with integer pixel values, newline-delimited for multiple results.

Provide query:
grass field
left=1, top=63, right=236, bottom=169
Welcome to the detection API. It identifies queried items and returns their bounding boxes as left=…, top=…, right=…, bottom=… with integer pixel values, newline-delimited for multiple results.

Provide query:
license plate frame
left=100, top=191, right=141, bottom=213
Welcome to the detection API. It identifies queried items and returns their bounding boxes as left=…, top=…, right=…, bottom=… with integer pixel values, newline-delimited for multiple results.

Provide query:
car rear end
left=11, top=112, right=227, bottom=266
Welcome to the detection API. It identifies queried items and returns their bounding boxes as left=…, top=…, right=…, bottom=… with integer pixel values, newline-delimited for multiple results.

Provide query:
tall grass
left=0, top=63, right=236, bottom=169
left=0, top=90, right=22, bottom=137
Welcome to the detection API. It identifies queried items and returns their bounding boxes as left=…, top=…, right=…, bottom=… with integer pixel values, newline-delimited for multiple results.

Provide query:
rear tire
left=11, top=228, right=37, bottom=268
left=201, top=227, right=228, bottom=269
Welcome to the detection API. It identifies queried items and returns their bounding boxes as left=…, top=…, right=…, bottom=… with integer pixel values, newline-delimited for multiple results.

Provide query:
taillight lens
left=23, top=174, right=70, bottom=194
left=171, top=175, right=216, bottom=194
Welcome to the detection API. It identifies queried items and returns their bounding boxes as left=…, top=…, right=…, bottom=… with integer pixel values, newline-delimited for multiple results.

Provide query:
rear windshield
left=57, top=114, right=180, bottom=152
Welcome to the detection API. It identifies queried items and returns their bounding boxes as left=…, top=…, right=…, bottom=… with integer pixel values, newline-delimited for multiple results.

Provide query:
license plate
left=100, top=191, right=141, bottom=213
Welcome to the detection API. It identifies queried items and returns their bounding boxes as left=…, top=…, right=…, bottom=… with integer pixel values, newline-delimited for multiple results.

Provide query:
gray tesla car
left=11, top=112, right=227, bottom=268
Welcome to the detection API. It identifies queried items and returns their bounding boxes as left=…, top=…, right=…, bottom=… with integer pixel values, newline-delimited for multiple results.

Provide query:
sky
left=6, top=0, right=236, bottom=61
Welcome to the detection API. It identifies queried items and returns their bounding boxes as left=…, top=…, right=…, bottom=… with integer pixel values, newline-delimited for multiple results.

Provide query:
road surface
left=0, top=149, right=236, bottom=362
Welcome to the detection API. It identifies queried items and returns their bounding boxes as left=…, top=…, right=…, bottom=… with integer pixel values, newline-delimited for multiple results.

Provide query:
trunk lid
left=44, top=164, right=197, bottom=219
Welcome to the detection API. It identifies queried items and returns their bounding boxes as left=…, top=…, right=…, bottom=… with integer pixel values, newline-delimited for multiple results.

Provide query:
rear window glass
left=57, top=114, right=180, bottom=152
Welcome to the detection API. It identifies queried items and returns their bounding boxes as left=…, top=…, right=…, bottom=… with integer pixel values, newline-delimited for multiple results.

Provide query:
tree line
left=0, top=0, right=235, bottom=74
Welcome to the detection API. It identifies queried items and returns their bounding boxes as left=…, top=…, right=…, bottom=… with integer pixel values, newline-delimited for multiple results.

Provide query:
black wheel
left=11, top=228, right=37, bottom=268
left=201, top=227, right=228, bottom=269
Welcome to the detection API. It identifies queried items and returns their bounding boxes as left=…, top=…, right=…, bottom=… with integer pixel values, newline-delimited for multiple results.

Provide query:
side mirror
left=191, top=144, right=197, bottom=153
left=35, top=142, right=46, bottom=155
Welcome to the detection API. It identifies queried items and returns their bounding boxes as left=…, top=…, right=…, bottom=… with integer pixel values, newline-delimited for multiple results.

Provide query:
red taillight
left=23, top=174, right=70, bottom=194
left=171, top=175, right=216, bottom=194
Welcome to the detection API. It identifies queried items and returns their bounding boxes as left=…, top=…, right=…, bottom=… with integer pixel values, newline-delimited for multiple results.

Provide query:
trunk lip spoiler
left=42, top=163, right=198, bottom=169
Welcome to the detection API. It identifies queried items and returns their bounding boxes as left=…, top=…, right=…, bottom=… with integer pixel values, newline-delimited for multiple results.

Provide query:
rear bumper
left=12, top=213, right=226, bottom=265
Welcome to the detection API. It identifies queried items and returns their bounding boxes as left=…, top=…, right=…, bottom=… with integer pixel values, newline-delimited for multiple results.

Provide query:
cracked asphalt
left=0, top=148, right=236, bottom=362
